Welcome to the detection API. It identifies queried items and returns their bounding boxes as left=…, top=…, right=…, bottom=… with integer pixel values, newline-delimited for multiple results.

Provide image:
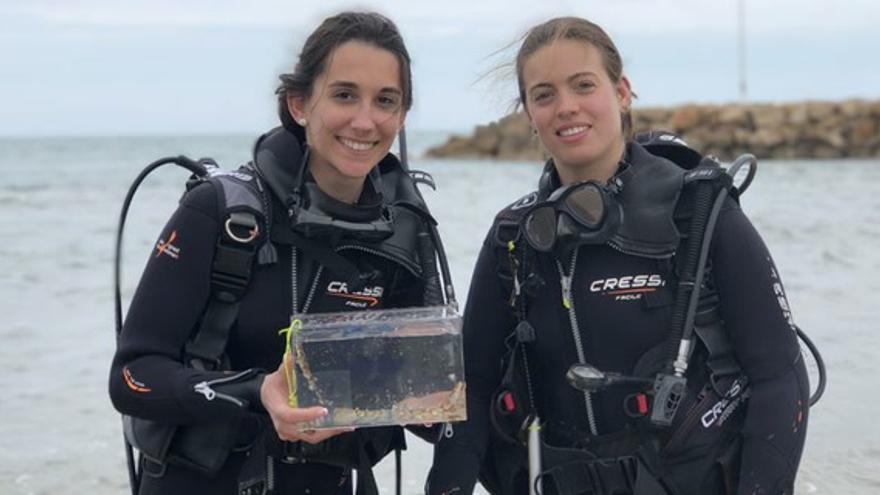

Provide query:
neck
left=556, top=139, right=626, bottom=186
left=307, top=156, right=365, bottom=204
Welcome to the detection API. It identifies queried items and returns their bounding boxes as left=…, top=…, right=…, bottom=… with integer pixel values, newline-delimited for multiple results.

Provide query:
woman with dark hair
left=110, top=11, right=440, bottom=495
left=428, top=17, right=809, bottom=495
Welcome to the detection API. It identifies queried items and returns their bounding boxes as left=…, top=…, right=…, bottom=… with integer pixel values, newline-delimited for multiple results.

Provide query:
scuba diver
left=110, top=12, right=453, bottom=495
left=427, top=17, right=815, bottom=495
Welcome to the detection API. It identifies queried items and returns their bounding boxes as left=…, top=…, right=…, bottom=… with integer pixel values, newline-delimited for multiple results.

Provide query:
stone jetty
left=425, top=99, right=880, bottom=161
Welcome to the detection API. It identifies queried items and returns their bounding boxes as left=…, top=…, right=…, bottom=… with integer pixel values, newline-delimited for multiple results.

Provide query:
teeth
left=340, top=138, right=375, bottom=151
left=558, top=126, right=589, bottom=137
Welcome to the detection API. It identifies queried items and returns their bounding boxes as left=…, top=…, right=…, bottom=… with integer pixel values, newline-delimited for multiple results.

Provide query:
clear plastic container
left=284, top=305, right=466, bottom=428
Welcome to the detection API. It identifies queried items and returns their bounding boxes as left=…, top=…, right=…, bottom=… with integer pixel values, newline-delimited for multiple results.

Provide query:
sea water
left=1, top=132, right=878, bottom=493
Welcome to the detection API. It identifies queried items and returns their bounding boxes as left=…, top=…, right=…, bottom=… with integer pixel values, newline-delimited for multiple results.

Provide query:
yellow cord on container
left=278, top=319, right=302, bottom=408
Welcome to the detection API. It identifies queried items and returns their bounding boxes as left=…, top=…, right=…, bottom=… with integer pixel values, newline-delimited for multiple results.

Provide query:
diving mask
left=521, top=179, right=623, bottom=253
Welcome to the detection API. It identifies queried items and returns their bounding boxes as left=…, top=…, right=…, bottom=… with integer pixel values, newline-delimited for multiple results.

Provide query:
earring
left=298, top=118, right=307, bottom=126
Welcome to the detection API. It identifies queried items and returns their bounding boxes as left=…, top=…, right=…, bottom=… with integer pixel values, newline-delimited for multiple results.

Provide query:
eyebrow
left=328, top=80, right=402, bottom=95
left=528, top=71, right=597, bottom=95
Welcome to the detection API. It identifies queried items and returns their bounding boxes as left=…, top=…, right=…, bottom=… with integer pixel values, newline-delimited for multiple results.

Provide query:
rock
left=789, top=105, right=810, bottom=126
left=498, top=132, right=542, bottom=161
left=669, top=105, right=703, bottom=132
left=751, top=104, right=786, bottom=129
left=717, top=106, right=752, bottom=128
left=752, top=128, right=786, bottom=149
left=806, top=101, right=837, bottom=122
left=472, top=124, right=500, bottom=155
left=849, top=118, right=877, bottom=145
left=839, top=99, right=863, bottom=118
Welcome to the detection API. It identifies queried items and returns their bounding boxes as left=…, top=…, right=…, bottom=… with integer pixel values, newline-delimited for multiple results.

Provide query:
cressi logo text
left=589, top=274, right=664, bottom=301
left=326, top=281, right=384, bottom=308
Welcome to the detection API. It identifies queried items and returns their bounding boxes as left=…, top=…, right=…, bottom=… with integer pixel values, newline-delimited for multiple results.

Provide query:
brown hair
left=276, top=12, right=413, bottom=137
left=515, top=17, right=634, bottom=138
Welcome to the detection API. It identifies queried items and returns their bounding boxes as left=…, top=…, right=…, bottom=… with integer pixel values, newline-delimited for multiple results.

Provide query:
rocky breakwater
left=425, top=99, right=880, bottom=161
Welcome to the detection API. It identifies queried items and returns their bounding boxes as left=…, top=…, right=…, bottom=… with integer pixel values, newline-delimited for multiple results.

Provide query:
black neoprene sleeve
left=711, top=206, right=808, bottom=494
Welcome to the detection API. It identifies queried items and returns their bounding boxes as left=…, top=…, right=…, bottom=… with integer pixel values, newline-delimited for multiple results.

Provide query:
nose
left=556, top=90, right=578, bottom=119
left=350, top=102, right=377, bottom=134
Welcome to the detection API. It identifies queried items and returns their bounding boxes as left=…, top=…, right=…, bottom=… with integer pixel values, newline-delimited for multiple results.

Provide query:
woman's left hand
left=259, top=359, right=354, bottom=444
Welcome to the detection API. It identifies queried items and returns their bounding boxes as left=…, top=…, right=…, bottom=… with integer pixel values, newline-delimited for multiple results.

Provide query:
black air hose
left=664, top=180, right=715, bottom=370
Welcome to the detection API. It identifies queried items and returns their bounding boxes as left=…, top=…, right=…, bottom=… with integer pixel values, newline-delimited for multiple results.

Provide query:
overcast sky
left=2, top=0, right=879, bottom=136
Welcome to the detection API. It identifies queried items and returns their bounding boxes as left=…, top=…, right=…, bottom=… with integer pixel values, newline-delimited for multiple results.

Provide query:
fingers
left=260, top=355, right=354, bottom=444
left=275, top=421, right=354, bottom=443
left=269, top=405, right=329, bottom=441
left=278, top=405, right=329, bottom=424
left=291, top=427, right=355, bottom=445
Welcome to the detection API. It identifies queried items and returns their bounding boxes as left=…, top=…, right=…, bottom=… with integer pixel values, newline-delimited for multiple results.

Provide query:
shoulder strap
left=184, top=166, right=270, bottom=370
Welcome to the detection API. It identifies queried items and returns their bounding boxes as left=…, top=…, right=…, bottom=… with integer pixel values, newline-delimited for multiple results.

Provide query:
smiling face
left=522, top=39, right=631, bottom=184
left=287, top=40, right=406, bottom=201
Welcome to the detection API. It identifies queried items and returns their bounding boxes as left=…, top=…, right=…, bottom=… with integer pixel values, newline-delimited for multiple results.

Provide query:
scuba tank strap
left=692, top=304, right=743, bottom=394
left=185, top=195, right=263, bottom=369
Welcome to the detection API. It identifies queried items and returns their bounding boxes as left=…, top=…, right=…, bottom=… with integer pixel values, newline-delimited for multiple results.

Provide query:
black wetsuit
left=428, top=143, right=809, bottom=494
left=109, top=129, right=427, bottom=494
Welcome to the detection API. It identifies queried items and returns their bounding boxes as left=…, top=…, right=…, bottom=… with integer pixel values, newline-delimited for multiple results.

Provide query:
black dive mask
left=289, top=150, right=394, bottom=242
left=521, top=179, right=623, bottom=253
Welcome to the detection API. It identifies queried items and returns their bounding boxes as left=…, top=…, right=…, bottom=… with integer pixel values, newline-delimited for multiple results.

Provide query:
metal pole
left=528, top=417, right=542, bottom=495
left=737, top=0, right=748, bottom=100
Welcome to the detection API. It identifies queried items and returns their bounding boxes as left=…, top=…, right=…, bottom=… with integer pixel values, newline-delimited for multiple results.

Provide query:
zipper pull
left=442, top=422, right=455, bottom=439
left=560, top=273, right=573, bottom=309
left=194, top=381, right=216, bottom=401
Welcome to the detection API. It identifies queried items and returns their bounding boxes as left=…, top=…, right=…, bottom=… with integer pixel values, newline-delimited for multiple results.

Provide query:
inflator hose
left=114, top=156, right=208, bottom=495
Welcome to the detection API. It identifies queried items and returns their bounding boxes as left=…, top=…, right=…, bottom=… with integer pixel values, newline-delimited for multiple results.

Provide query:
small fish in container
left=279, top=305, right=466, bottom=429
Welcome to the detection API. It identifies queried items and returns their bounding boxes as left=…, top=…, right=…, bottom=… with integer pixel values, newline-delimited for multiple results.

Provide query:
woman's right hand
left=259, top=359, right=354, bottom=444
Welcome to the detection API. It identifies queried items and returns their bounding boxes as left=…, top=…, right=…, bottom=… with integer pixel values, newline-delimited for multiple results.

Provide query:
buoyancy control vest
left=478, top=133, right=748, bottom=495
left=117, top=126, right=450, bottom=495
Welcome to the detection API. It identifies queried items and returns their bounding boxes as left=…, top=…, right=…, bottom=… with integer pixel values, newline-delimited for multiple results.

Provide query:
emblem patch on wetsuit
left=155, top=230, right=181, bottom=260
left=588, top=274, right=665, bottom=301
left=326, top=281, right=384, bottom=308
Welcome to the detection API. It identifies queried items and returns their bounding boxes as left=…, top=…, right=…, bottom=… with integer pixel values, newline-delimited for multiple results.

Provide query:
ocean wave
left=820, top=249, right=856, bottom=268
